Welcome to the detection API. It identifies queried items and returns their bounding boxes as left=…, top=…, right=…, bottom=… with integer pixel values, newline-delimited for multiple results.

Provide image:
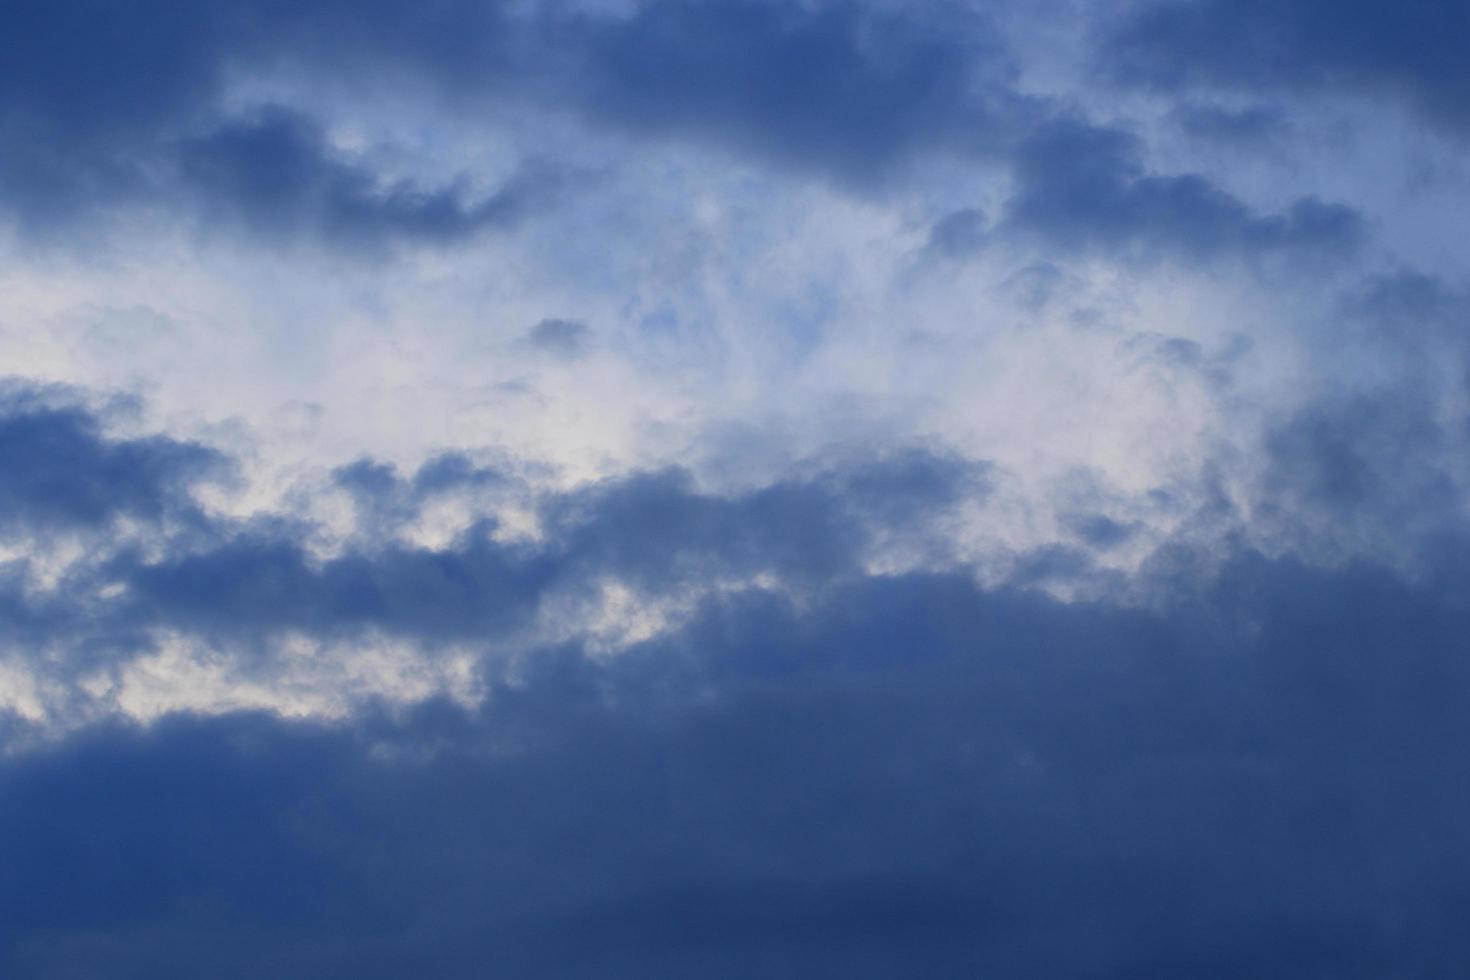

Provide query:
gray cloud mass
left=4, top=1, right=1470, bottom=975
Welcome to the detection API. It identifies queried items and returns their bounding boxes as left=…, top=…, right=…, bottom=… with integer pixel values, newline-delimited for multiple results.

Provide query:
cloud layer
left=3, top=0, right=1470, bottom=975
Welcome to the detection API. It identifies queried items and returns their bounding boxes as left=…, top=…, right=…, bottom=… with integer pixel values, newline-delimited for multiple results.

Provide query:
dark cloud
left=119, top=530, right=558, bottom=647
left=409, top=452, right=510, bottom=497
left=544, top=452, right=984, bottom=595
left=0, top=0, right=1027, bottom=238
left=1062, top=512, right=1139, bottom=550
left=0, top=388, right=221, bottom=534
left=0, top=0, right=1376, bottom=272
left=0, top=381, right=1468, bottom=973
left=0, top=1, right=232, bottom=231
left=1258, top=389, right=1462, bottom=561
left=0, top=0, right=1466, bottom=970
left=1350, top=272, right=1470, bottom=382
left=1237, top=273, right=1470, bottom=560
left=1102, top=0, right=1470, bottom=135
left=1002, top=120, right=1363, bottom=260
left=0, top=0, right=531, bottom=242
left=179, top=107, right=561, bottom=247
left=548, top=469, right=859, bottom=592
left=554, top=0, right=1024, bottom=185
left=524, top=318, right=592, bottom=358
left=334, top=452, right=510, bottom=513
left=1171, top=101, right=1290, bottom=148
left=5, top=550, right=1470, bottom=976
left=0, top=713, right=342, bottom=941
left=0, top=388, right=979, bottom=661
left=122, top=449, right=974, bottom=650
left=3, top=375, right=1465, bottom=694
left=926, top=207, right=989, bottom=258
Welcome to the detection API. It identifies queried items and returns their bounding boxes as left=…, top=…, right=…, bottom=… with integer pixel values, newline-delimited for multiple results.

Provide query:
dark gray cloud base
left=4, top=555, right=1470, bottom=977
left=1, top=382, right=1470, bottom=975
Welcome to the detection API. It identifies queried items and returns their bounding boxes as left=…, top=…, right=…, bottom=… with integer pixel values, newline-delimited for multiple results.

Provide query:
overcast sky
left=3, top=1, right=1470, bottom=975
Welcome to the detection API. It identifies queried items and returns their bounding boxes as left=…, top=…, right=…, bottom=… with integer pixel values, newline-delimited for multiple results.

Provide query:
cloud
left=0, top=385, right=222, bottom=535
left=0, top=0, right=1374, bottom=278
left=110, top=450, right=981, bottom=651
left=119, top=530, right=559, bottom=647
left=1061, top=511, right=1139, bottom=550
left=0, top=0, right=230, bottom=230
left=0, top=0, right=532, bottom=241
left=0, top=351, right=1466, bottom=974
left=0, top=0, right=1028, bottom=239
left=1101, top=0, right=1470, bottom=135
left=1255, top=388, right=1463, bottom=565
left=3, top=2, right=1470, bottom=973
left=926, top=208, right=989, bottom=259
left=178, top=107, right=563, bottom=248
left=1001, top=120, right=1364, bottom=260
left=5, top=370, right=1467, bottom=705
left=524, top=318, right=592, bottom=358
left=551, top=0, right=1025, bottom=185
left=5, top=549, right=1470, bottom=976
left=0, top=387, right=987, bottom=697
left=1170, top=101, right=1290, bottom=149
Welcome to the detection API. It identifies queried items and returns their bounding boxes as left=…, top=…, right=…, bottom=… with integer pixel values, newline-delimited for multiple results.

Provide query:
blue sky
left=3, top=1, right=1470, bottom=975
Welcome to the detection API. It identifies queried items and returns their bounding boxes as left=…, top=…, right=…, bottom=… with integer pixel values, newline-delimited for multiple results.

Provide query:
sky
left=2, top=1, right=1470, bottom=976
